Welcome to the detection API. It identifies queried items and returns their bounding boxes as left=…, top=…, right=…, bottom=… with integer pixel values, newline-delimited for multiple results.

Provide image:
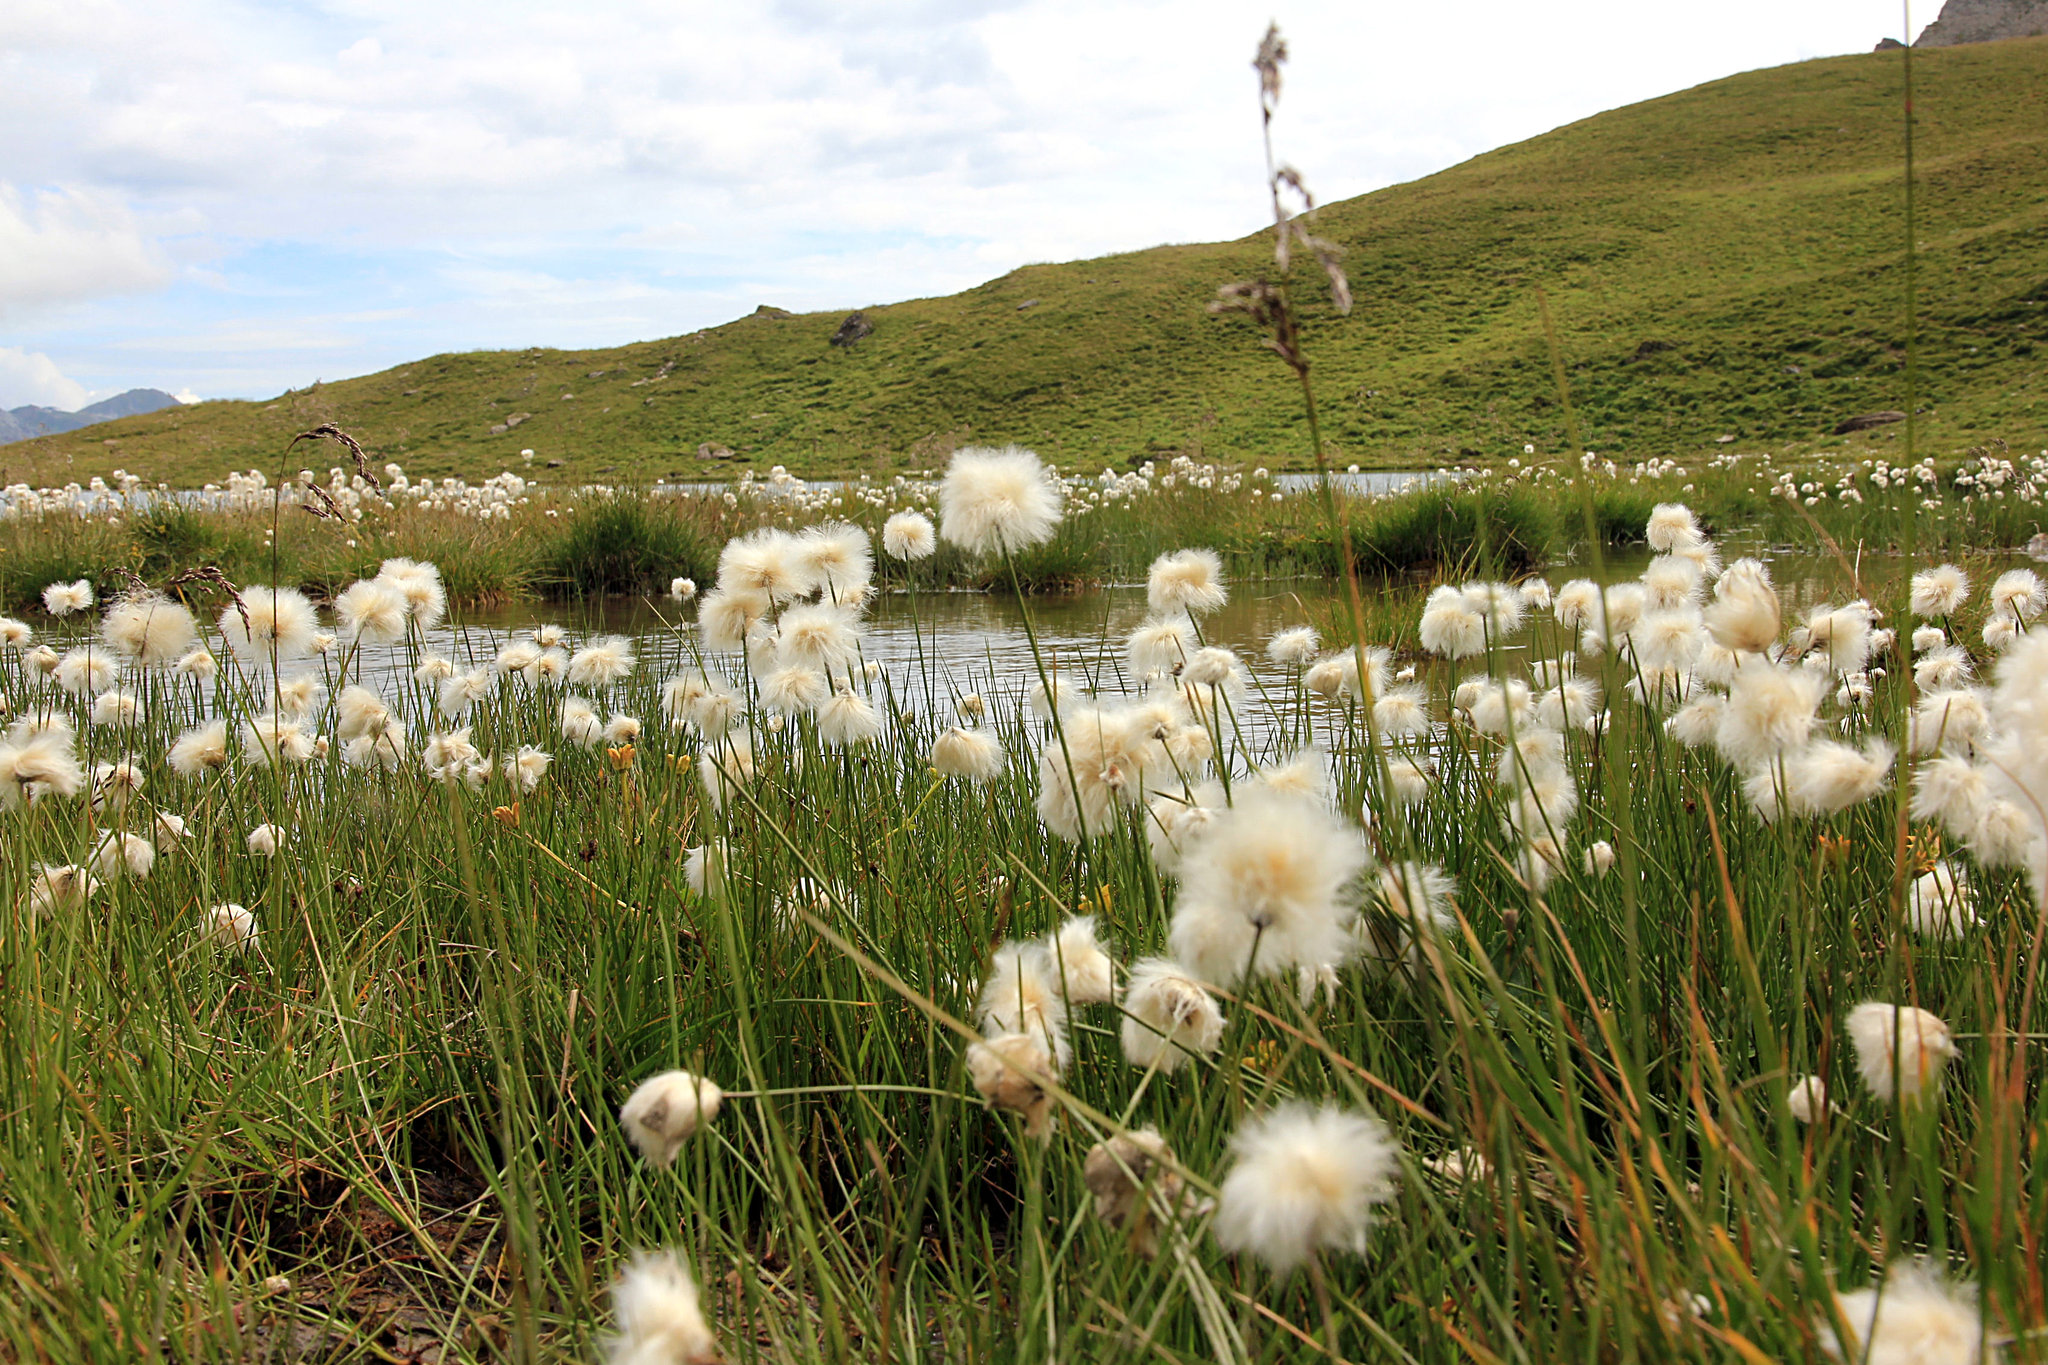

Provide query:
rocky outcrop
left=1916, top=0, right=2048, bottom=45
left=1834, top=410, right=1907, bottom=434
left=830, top=312, right=873, bottom=348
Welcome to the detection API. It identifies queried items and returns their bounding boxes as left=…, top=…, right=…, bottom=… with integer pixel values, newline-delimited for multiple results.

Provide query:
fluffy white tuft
left=1119, top=957, right=1225, bottom=1073
left=1213, top=1102, right=1403, bottom=1275
left=931, top=726, right=1004, bottom=782
left=219, top=586, right=319, bottom=660
left=1146, top=548, right=1227, bottom=616
left=937, top=445, right=1063, bottom=555
left=882, top=509, right=937, bottom=560
left=1845, top=1001, right=1956, bottom=1103
left=100, top=592, right=197, bottom=665
left=1166, top=787, right=1365, bottom=987
left=603, top=1250, right=722, bottom=1365
left=619, top=1071, right=725, bottom=1167
left=1819, top=1262, right=1981, bottom=1365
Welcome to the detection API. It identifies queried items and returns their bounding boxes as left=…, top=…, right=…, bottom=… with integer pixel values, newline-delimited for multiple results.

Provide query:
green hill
left=7, top=37, right=2045, bottom=489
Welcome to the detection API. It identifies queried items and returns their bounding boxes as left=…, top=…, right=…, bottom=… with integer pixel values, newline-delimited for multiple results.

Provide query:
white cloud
left=0, top=183, right=172, bottom=317
left=0, top=347, right=91, bottom=410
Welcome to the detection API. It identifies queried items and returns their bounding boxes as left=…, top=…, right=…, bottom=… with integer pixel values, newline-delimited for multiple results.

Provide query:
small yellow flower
left=492, top=803, right=521, bottom=828
left=1244, top=1038, right=1283, bottom=1074
left=664, top=752, right=692, bottom=773
left=1814, top=832, right=1851, bottom=867
left=607, top=744, right=636, bottom=772
left=1906, top=829, right=1944, bottom=874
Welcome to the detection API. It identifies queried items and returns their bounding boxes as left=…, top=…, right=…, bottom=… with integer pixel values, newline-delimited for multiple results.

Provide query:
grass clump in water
left=535, top=491, right=719, bottom=599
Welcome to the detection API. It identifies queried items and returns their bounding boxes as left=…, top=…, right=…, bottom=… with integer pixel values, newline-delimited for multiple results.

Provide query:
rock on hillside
left=1916, top=0, right=2048, bottom=44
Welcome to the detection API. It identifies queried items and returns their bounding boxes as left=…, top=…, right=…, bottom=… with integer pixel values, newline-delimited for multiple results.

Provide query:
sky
left=0, top=0, right=1935, bottom=411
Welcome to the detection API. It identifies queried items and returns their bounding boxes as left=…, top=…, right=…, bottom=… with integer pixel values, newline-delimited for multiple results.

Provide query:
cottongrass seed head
left=1048, top=914, right=1117, bottom=1004
left=334, top=579, right=409, bottom=644
left=376, top=557, right=447, bottom=627
left=569, top=636, right=637, bottom=688
left=619, top=1071, right=725, bottom=1167
left=1213, top=1101, right=1402, bottom=1275
left=966, top=1031, right=1059, bottom=1138
left=930, top=725, right=1004, bottom=782
left=1819, top=1261, right=1981, bottom=1365
left=1266, top=624, right=1319, bottom=666
left=0, top=725, right=83, bottom=809
left=1715, top=657, right=1826, bottom=770
left=1417, top=586, right=1486, bottom=659
left=1907, top=861, right=1979, bottom=938
left=683, top=841, right=728, bottom=898
left=219, top=586, right=318, bottom=659
left=91, top=830, right=155, bottom=880
left=1989, top=567, right=2044, bottom=621
left=203, top=903, right=260, bottom=953
left=795, top=520, right=872, bottom=596
left=977, top=940, right=1070, bottom=1064
left=937, top=445, right=1063, bottom=555
left=882, top=509, right=937, bottom=560
left=1083, top=1128, right=1209, bottom=1258
left=604, top=1250, right=723, bottom=1365
left=817, top=686, right=883, bottom=747
left=1167, top=786, right=1365, bottom=987
left=1119, top=957, right=1225, bottom=1073
left=1910, top=564, right=1971, bottom=619
left=1146, top=548, right=1227, bottom=616
left=168, top=720, right=230, bottom=777
left=100, top=591, right=197, bottom=664
left=27, top=864, right=99, bottom=916
left=1702, top=558, right=1781, bottom=655
left=1786, top=1075, right=1831, bottom=1124
left=1845, top=1001, right=1956, bottom=1103
left=718, top=527, right=814, bottom=603
left=42, top=579, right=94, bottom=616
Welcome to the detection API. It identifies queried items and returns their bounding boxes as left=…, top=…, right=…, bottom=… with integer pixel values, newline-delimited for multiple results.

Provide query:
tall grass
left=0, top=529, right=2040, bottom=1361
left=534, top=492, right=721, bottom=599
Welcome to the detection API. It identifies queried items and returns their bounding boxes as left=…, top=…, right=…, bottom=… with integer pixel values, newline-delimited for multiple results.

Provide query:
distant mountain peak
left=1, top=388, right=183, bottom=444
left=1914, top=0, right=2048, bottom=45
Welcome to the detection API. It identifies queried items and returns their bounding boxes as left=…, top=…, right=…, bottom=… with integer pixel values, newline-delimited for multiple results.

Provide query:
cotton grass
left=1213, top=1101, right=1402, bottom=1275
left=937, top=445, right=1062, bottom=555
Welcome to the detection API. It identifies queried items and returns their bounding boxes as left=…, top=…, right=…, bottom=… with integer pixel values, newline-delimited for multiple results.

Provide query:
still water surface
left=368, top=550, right=1903, bottom=737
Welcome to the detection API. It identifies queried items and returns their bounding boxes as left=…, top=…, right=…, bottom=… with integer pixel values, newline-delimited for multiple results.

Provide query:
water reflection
left=348, top=549, right=1902, bottom=748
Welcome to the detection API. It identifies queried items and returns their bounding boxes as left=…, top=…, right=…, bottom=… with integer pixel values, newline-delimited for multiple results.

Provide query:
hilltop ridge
left=4, top=37, right=2044, bottom=488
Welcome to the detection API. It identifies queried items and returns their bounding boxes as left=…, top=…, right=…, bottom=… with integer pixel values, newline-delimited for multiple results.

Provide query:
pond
left=332, top=546, right=1934, bottom=744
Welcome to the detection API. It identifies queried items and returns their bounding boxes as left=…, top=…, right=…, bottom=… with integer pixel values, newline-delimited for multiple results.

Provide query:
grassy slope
left=6, top=38, right=2044, bottom=489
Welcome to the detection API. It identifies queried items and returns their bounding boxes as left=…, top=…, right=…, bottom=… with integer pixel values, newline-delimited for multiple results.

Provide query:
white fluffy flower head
left=1213, top=1102, right=1402, bottom=1275
left=1167, top=787, right=1366, bottom=987
left=619, top=1070, right=725, bottom=1167
left=937, top=445, right=1063, bottom=555
left=1147, top=548, right=1227, bottom=616
left=882, top=509, right=937, bottom=560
